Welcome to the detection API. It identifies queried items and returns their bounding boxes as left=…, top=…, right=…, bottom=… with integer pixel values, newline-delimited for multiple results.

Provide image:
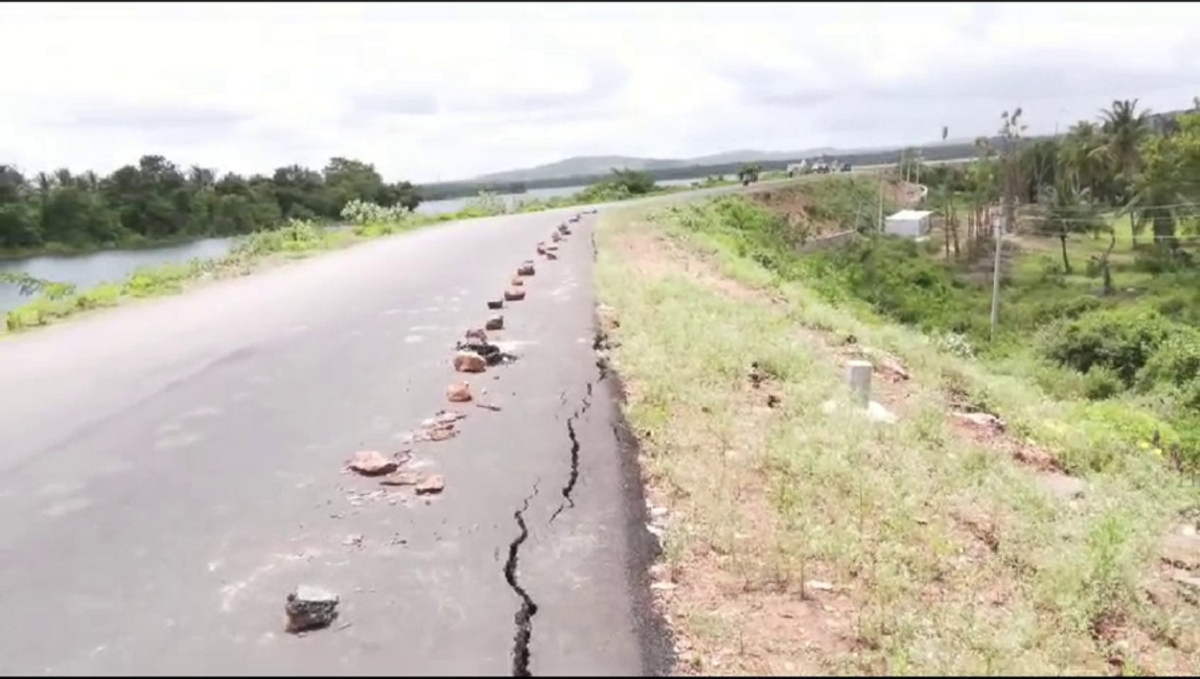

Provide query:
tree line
left=0, top=156, right=422, bottom=253
left=917, top=98, right=1200, bottom=275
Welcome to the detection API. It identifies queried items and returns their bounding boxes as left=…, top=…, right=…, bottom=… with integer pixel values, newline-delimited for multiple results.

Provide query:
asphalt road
left=0, top=176, right=818, bottom=675
left=0, top=195, right=699, bottom=675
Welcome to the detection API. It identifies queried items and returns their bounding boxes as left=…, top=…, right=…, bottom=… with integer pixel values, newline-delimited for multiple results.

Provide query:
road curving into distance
left=0, top=174, right=865, bottom=675
left=0, top=191, right=690, bottom=675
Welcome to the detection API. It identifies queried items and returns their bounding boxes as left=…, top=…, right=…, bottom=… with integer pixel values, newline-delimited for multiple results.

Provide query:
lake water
left=0, top=176, right=717, bottom=314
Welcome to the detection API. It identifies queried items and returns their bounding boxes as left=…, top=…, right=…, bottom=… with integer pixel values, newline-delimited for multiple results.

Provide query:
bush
left=1040, top=308, right=1176, bottom=386
left=458, top=191, right=509, bottom=218
left=1135, top=329, right=1200, bottom=394
left=1083, top=366, right=1124, bottom=400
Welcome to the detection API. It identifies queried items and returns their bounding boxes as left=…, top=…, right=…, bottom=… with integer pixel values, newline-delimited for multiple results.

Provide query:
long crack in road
left=0, top=207, right=667, bottom=676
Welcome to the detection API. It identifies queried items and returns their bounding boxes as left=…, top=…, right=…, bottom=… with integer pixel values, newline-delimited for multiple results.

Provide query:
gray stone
left=1038, top=472, right=1086, bottom=500
left=285, top=585, right=339, bottom=633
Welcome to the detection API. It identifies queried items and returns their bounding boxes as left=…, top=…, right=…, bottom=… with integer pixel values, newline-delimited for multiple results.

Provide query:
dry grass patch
left=595, top=207, right=1200, bottom=676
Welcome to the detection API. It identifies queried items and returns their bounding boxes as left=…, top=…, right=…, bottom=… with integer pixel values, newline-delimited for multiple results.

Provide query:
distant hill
left=417, top=105, right=1197, bottom=201
left=471, top=156, right=689, bottom=183
left=470, top=144, right=939, bottom=184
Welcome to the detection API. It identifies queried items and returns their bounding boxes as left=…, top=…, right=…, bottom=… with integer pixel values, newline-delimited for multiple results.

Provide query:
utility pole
left=990, top=107, right=1022, bottom=341
left=877, top=169, right=885, bottom=232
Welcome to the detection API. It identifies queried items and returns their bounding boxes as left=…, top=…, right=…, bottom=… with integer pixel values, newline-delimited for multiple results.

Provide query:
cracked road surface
left=0, top=204, right=674, bottom=676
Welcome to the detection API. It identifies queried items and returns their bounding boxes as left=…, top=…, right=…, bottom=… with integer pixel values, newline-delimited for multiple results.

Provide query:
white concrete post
left=845, top=360, right=872, bottom=408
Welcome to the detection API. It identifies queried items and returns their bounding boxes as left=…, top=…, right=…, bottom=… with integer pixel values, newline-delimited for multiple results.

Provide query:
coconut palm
left=1058, top=121, right=1106, bottom=193
left=1098, top=99, right=1152, bottom=194
left=1040, top=181, right=1101, bottom=273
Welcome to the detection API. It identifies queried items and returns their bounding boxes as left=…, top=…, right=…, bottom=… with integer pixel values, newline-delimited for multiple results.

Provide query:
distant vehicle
left=840, top=163, right=852, bottom=172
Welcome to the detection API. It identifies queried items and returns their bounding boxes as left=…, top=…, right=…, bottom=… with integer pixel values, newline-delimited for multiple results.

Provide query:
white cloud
left=1, top=1, right=1197, bottom=183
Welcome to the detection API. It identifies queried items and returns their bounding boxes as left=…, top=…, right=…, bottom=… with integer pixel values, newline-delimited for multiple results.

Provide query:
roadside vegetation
left=0, top=167, right=681, bottom=334
left=596, top=99, right=1200, bottom=675
left=0, top=156, right=423, bottom=258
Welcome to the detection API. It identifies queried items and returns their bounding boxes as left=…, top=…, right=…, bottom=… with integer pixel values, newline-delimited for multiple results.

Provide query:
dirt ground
left=596, top=218, right=1200, bottom=676
left=744, top=179, right=922, bottom=240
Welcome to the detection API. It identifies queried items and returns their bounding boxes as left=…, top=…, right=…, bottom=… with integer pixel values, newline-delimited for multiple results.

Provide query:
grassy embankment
left=0, top=177, right=695, bottom=334
left=595, top=175, right=1199, bottom=675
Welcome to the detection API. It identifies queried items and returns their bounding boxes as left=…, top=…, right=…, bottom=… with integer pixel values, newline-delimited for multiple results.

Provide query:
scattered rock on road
left=485, top=315, right=504, bottom=331
left=487, top=299, right=504, bottom=310
left=504, top=288, right=526, bottom=301
left=510, top=276, right=524, bottom=287
left=517, top=262, right=535, bottom=276
left=285, top=586, right=339, bottom=633
left=544, top=251, right=558, bottom=260
left=380, top=471, right=421, bottom=487
left=457, top=334, right=505, bottom=365
left=453, top=351, right=487, bottom=373
left=551, top=232, right=562, bottom=243
left=415, top=474, right=445, bottom=495
left=428, top=410, right=467, bottom=426
left=446, top=382, right=473, bottom=402
left=348, top=450, right=400, bottom=476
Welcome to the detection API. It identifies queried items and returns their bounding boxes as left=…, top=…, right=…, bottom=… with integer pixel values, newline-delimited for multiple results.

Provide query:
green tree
left=1039, top=181, right=1101, bottom=273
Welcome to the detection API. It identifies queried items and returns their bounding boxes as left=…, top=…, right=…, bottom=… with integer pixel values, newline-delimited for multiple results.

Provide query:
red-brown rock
left=504, top=288, right=526, bottom=301
left=380, top=471, right=421, bottom=486
left=517, top=263, right=535, bottom=276
left=453, top=351, right=487, bottom=373
left=348, top=450, right=399, bottom=476
left=485, top=315, right=504, bottom=331
left=415, top=474, right=445, bottom=495
left=446, top=382, right=472, bottom=402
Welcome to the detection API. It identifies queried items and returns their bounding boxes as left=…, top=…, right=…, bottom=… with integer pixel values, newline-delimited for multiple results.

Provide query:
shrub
left=1082, top=366, right=1124, bottom=400
left=1040, top=308, right=1176, bottom=386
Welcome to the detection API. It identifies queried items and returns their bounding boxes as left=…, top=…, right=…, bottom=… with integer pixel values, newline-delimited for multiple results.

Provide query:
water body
left=0, top=177, right=716, bottom=314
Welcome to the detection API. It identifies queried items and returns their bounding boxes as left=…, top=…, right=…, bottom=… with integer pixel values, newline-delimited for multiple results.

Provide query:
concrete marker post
left=845, top=360, right=872, bottom=409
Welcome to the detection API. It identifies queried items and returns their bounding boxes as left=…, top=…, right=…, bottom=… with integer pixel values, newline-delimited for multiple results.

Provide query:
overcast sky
left=1, top=2, right=1197, bottom=184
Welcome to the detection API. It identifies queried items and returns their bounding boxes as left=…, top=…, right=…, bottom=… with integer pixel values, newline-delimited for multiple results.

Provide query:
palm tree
left=1058, top=122, right=1105, bottom=192
left=1098, top=99, right=1152, bottom=194
left=1040, top=181, right=1101, bottom=274
left=1125, top=132, right=1185, bottom=249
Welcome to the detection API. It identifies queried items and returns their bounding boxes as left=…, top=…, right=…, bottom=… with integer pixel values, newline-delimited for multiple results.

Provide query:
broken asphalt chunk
left=432, top=409, right=467, bottom=425
left=453, top=351, right=487, bottom=373
left=285, top=586, right=339, bottom=633
left=348, top=450, right=399, bottom=476
left=446, top=382, right=473, bottom=403
left=504, top=288, right=526, bottom=301
left=487, top=299, right=504, bottom=310
left=415, top=474, right=445, bottom=495
left=485, top=315, right=504, bottom=331
left=380, top=471, right=421, bottom=487
left=517, top=262, right=535, bottom=276
left=551, top=232, right=562, bottom=243
left=510, top=276, right=524, bottom=287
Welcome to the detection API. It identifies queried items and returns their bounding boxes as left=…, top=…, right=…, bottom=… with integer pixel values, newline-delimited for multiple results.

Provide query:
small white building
left=884, top=209, right=933, bottom=238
